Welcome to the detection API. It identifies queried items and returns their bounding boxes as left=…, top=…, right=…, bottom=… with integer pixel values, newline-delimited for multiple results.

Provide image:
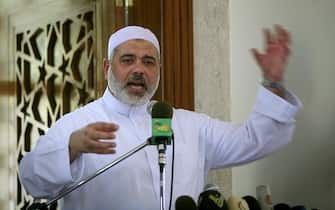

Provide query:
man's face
left=105, top=39, right=160, bottom=105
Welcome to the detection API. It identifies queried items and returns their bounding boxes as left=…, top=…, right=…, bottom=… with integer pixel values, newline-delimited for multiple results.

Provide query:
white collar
left=101, top=88, right=150, bottom=117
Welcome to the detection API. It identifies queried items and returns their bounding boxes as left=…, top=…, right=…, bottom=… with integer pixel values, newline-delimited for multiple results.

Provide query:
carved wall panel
left=14, top=8, right=96, bottom=209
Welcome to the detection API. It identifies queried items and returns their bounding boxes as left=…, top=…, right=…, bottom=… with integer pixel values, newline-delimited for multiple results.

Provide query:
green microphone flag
left=149, top=101, right=173, bottom=145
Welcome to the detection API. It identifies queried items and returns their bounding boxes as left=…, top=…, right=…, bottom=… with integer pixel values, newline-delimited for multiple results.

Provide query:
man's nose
left=132, top=59, right=146, bottom=74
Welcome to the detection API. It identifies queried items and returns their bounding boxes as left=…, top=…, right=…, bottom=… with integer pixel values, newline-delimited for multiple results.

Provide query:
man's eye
left=143, top=59, right=155, bottom=66
left=121, top=58, right=134, bottom=64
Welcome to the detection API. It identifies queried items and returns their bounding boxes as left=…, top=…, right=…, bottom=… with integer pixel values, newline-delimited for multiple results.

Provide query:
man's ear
left=103, top=58, right=109, bottom=79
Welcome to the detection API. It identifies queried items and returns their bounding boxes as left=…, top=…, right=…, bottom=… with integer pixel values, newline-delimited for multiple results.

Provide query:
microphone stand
left=151, top=136, right=172, bottom=210
left=28, top=140, right=150, bottom=210
left=158, top=143, right=167, bottom=210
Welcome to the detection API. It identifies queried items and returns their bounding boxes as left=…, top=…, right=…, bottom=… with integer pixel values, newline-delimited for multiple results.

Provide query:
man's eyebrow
left=119, top=54, right=157, bottom=60
left=119, top=53, right=136, bottom=58
left=142, top=55, right=157, bottom=60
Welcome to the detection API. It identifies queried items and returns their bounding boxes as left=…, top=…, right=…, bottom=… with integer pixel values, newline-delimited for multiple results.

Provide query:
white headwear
left=108, top=26, right=160, bottom=59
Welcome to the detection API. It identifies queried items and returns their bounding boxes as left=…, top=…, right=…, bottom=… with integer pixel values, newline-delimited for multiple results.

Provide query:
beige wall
left=230, top=0, right=335, bottom=209
left=0, top=1, right=20, bottom=209
left=193, top=0, right=232, bottom=197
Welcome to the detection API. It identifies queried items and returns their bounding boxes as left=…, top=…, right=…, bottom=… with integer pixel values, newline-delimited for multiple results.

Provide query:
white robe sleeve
left=19, top=115, right=85, bottom=199
left=204, top=86, right=302, bottom=169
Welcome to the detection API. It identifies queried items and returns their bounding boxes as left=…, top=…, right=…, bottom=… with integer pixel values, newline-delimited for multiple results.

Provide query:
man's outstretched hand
left=69, top=122, right=119, bottom=162
left=251, top=25, right=291, bottom=82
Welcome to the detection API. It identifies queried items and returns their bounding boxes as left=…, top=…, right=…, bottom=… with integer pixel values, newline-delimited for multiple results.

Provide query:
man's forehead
left=116, top=40, right=159, bottom=56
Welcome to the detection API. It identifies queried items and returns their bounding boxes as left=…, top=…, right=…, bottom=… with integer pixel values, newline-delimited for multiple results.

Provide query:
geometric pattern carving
left=15, top=10, right=96, bottom=210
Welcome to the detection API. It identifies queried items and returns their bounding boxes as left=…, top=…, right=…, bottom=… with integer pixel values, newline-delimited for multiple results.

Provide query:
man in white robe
left=19, top=25, right=302, bottom=210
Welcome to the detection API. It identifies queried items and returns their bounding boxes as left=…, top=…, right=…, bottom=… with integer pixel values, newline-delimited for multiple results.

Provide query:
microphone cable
left=168, top=133, right=175, bottom=210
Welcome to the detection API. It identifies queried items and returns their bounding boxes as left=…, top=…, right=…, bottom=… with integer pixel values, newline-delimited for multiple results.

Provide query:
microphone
left=273, top=203, right=291, bottom=210
left=27, top=202, right=49, bottom=210
left=149, top=101, right=173, bottom=168
left=146, top=100, right=158, bottom=114
left=243, top=195, right=261, bottom=210
left=256, top=185, right=273, bottom=210
left=227, top=196, right=250, bottom=210
left=149, top=101, right=173, bottom=145
left=198, top=184, right=228, bottom=210
left=291, top=206, right=307, bottom=210
left=175, top=195, right=197, bottom=210
left=148, top=101, right=173, bottom=210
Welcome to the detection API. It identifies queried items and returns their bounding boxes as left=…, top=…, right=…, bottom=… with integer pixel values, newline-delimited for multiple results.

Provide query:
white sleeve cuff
left=254, top=86, right=303, bottom=123
left=66, top=147, right=85, bottom=182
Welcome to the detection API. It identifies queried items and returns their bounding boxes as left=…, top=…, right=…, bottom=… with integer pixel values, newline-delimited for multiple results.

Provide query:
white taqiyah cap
left=108, top=26, right=160, bottom=59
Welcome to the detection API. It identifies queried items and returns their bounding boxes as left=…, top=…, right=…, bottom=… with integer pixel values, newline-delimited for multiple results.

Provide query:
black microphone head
left=27, top=202, right=49, bottom=210
left=243, top=195, right=261, bottom=210
left=291, top=205, right=307, bottom=210
left=274, top=203, right=291, bottom=210
left=175, top=195, right=197, bottom=210
left=198, top=184, right=228, bottom=210
left=146, top=100, right=157, bottom=114
left=151, top=101, right=173, bottom=118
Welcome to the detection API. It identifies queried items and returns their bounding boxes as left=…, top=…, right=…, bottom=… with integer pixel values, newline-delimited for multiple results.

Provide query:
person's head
left=103, top=26, right=160, bottom=105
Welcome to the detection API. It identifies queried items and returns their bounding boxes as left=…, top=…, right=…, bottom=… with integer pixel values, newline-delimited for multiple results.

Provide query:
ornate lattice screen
left=14, top=9, right=96, bottom=209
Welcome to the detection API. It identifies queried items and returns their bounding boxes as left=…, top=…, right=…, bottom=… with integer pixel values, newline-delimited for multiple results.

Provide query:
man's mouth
left=126, top=81, right=147, bottom=92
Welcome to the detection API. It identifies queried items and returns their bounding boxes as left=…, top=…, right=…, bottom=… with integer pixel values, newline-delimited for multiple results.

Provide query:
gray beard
left=107, top=68, right=160, bottom=106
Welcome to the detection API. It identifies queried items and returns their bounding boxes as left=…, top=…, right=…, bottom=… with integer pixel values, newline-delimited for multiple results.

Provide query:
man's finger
left=92, top=142, right=117, bottom=154
left=95, top=149, right=117, bottom=154
left=89, top=122, right=119, bottom=132
left=264, top=29, right=275, bottom=45
left=88, top=130, right=116, bottom=140
left=250, top=48, right=263, bottom=66
left=275, top=25, right=291, bottom=45
left=85, top=140, right=117, bottom=153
